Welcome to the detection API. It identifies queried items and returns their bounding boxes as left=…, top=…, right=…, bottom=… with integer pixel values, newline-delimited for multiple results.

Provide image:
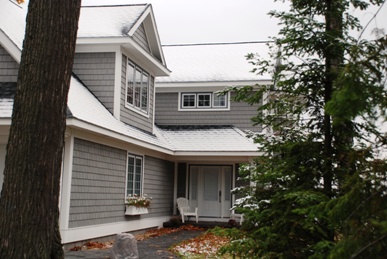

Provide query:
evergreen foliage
left=221, top=0, right=387, bottom=258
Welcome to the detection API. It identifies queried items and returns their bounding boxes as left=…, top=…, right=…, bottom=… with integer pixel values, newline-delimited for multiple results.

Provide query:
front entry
left=189, top=165, right=232, bottom=218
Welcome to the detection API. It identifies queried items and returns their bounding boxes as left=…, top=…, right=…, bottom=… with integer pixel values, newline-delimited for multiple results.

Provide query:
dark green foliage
left=223, top=0, right=387, bottom=258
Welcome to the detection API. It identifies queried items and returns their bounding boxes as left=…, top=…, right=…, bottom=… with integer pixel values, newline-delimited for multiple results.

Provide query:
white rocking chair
left=176, top=197, right=198, bottom=223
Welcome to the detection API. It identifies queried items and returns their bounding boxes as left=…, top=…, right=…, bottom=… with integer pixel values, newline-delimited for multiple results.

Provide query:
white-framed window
left=213, top=93, right=227, bottom=107
left=182, top=93, right=196, bottom=108
left=197, top=93, right=211, bottom=108
left=126, top=154, right=143, bottom=196
left=180, top=92, right=228, bottom=110
left=126, top=61, right=149, bottom=114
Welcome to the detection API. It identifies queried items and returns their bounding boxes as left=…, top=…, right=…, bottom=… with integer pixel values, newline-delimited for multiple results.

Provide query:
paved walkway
left=65, top=230, right=205, bottom=259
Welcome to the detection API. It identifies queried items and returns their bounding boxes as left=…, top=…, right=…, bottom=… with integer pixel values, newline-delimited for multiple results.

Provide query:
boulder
left=110, top=233, right=139, bottom=259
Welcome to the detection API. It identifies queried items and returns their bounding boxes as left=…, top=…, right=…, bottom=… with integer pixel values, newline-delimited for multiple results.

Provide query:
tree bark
left=0, top=1, right=81, bottom=258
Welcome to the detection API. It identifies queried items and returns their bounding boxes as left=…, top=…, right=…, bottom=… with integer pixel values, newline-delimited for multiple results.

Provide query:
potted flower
left=125, top=194, right=152, bottom=215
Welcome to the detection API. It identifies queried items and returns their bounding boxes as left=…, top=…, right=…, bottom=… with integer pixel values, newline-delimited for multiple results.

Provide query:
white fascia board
left=66, top=118, right=174, bottom=155
left=0, top=119, right=12, bottom=126
left=0, top=29, right=21, bottom=63
left=173, top=151, right=261, bottom=157
left=122, top=39, right=170, bottom=76
left=155, top=80, right=272, bottom=92
left=128, top=5, right=166, bottom=65
left=75, top=43, right=120, bottom=53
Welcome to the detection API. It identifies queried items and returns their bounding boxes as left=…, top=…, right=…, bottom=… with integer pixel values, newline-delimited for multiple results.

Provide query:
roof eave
left=155, top=80, right=273, bottom=91
left=66, top=118, right=174, bottom=155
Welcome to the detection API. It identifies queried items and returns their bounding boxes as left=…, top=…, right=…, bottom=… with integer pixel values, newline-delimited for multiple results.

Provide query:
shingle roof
left=156, top=125, right=257, bottom=152
left=0, top=1, right=259, bottom=156
left=77, top=4, right=148, bottom=38
left=157, top=42, right=272, bottom=84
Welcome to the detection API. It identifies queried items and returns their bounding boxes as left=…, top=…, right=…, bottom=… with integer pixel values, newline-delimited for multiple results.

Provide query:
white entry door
left=190, top=165, right=232, bottom=218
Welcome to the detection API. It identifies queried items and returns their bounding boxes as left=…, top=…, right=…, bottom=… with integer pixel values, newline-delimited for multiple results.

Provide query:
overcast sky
left=83, top=0, right=386, bottom=45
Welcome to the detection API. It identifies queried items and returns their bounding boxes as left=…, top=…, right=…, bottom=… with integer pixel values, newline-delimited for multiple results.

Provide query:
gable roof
left=156, top=42, right=273, bottom=86
left=0, top=1, right=258, bottom=158
left=77, top=4, right=168, bottom=74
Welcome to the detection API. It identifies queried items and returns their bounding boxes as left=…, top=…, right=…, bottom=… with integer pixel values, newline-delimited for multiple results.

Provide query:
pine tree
left=221, top=0, right=387, bottom=258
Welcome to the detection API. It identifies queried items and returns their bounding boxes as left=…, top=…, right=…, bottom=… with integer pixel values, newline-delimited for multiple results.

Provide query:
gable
left=132, top=23, right=151, bottom=53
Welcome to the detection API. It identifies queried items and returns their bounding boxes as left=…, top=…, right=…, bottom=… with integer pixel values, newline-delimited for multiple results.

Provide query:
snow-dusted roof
left=156, top=125, right=257, bottom=152
left=0, top=1, right=259, bottom=157
left=78, top=4, right=148, bottom=38
left=157, top=42, right=272, bottom=84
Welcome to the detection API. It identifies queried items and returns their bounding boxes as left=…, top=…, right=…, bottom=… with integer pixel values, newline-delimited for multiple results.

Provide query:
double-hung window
left=126, top=154, right=143, bottom=196
left=126, top=61, right=149, bottom=114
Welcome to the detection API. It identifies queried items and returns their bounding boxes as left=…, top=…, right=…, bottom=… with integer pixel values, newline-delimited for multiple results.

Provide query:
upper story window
left=180, top=92, right=229, bottom=110
left=126, top=61, right=149, bottom=114
left=126, top=154, right=143, bottom=196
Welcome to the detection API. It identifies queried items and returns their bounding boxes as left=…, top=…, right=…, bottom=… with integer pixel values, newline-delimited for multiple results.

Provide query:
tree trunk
left=0, top=1, right=81, bottom=258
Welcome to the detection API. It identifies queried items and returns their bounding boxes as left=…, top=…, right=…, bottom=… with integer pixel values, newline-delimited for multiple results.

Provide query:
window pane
left=127, top=156, right=135, bottom=196
left=126, top=63, right=135, bottom=105
left=134, top=157, right=142, bottom=195
left=183, top=94, right=195, bottom=107
left=198, top=94, right=211, bottom=107
left=213, top=93, right=226, bottom=107
left=141, top=73, right=148, bottom=112
left=134, top=69, right=142, bottom=108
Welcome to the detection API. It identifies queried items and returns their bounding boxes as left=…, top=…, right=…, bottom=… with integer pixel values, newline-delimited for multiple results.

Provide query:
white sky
left=83, top=0, right=386, bottom=45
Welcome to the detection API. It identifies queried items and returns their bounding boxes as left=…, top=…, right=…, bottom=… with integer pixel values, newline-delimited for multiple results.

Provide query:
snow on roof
left=77, top=4, right=148, bottom=38
left=0, top=1, right=149, bottom=47
left=157, top=42, right=273, bottom=84
left=66, top=77, right=173, bottom=151
left=156, top=125, right=257, bottom=152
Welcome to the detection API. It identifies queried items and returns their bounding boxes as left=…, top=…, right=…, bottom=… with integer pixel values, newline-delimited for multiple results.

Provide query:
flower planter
left=125, top=205, right=149, bottom=215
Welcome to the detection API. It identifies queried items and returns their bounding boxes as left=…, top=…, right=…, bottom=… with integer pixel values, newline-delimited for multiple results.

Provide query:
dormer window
left=126, top=61, right=149, bottom=114
left=180, top=92, right=229, bottom=110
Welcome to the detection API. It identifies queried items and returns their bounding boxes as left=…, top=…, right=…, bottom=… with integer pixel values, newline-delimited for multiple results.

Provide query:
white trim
left=59, top=133, right=74, bottom=230
left=113, top=50, right=122, bottom=120
left=65, top=118, right=173, bottom=155
left=178, top=92, right=230, bottom=112
left=126, top=153, right=145, bottom=196
left=173, top=162, right=178, bottom=214
left=0, top=29, right=21, bottom=63
left=155, top=80, right=272, bottom=91
left=61, top=216, right=169, bottom=244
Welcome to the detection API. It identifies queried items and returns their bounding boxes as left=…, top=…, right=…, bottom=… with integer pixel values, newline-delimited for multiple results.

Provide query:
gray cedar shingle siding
left=69, top=138, right=127, bottom=228
left=69, top=138, right=175, bottom=227
left=0, top=45, right=19, bottom=82
left=120, top=54, right=154, bottom=133
left=143, top=156, right=175, bottom=218
left=72, top=52, right=115, bottom=114
left=133, top=23, right=150, bottom=53
left=155, top=92, right=262, bottom=132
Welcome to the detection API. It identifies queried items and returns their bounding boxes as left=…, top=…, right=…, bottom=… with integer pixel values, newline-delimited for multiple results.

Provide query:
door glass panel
left=204, top=170, right=218, bottom=201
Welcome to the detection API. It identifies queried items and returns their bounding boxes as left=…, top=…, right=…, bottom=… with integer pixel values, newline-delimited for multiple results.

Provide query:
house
left=0, top=1, right=266, bottom=245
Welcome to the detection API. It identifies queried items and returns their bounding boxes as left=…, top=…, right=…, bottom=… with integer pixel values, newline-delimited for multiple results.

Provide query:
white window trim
left=125, top=153, right=144, bottom=197
left=125, top=59, right=150, bottom=117
left=178, top=92, right=230, bottom=111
